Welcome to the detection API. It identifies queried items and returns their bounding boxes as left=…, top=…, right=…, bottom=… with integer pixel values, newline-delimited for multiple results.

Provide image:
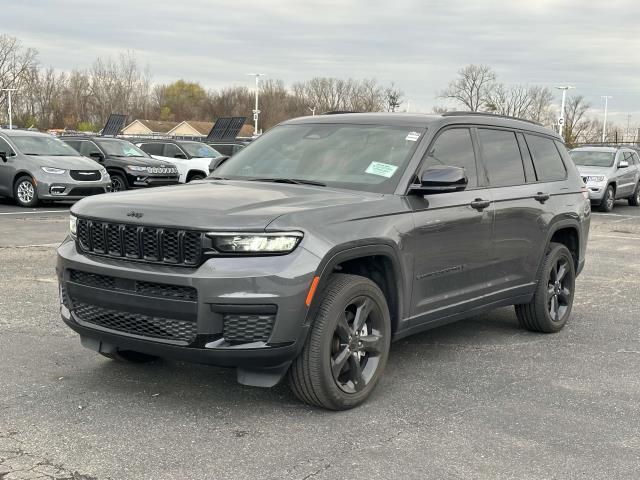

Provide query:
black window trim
left=475, top=126, right=528, bottom=188
left=163, top=143, right=188, bottom=158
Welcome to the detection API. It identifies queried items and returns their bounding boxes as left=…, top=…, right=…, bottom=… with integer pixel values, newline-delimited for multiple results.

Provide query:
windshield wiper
left=248, top=178, right=326, bottom=187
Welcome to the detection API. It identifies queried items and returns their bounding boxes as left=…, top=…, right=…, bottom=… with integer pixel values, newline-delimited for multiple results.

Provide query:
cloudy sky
left=4, top=0, right=640, bottom=128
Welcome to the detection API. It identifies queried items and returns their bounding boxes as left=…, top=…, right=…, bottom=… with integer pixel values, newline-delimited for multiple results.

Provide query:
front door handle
left=534, top=192, right=550, bottom=203
left=470, top=198, right=491, bottom=211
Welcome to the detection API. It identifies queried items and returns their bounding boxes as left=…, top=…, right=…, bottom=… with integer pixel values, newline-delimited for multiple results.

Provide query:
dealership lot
left=1, top=204, right=639, bottom=479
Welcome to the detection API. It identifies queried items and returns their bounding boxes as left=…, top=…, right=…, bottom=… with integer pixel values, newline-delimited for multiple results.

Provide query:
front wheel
left=289, top=274, right=391, bottom=410
left=187, top=174, right=205, bottom=182
left=600, top=185, right=615, bottom=212
left=110, top=173, right=128, bottom=192
left=628, top=183, right=640, bottom=206
left=515, top=242, right=576, bottom=333
left=14, top=176, right=39, bottom=208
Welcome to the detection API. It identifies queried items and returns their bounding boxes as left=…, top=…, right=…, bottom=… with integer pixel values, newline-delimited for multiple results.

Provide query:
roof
left=571, top=146, right=621, bottom=152
left=122, top=119, right=180, bottom=134
left=0, top=128, right=50, bottom=137
left=186, top=121, right=214, bottom=136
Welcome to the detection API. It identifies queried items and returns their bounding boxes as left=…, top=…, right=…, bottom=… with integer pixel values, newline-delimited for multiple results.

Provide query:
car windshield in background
left=96, top=139, right=147, bottom=157
left=215, top=124, right=423, bottom=194
left=570, top=151, right=615, bottom=167
left=180, top=142, right=221, bottom=158
left=11, top=135, right=80, bottom=156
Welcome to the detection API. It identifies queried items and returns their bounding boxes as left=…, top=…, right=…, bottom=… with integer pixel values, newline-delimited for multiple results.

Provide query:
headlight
left=41, top=167, right=66, bottom=175
left=69, top=214, right=77, bottom=237
left=207, top=232, right=303, bottom=254
left=127, top=165, right=148, bottom=172
left=584, top=175, right=605, bottom=183
left=99, top=167, right=107, bottom=176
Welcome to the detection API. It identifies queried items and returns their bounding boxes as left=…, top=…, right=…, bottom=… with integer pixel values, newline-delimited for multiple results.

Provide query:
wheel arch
left=11, top=170, right=36, bottom=198
left=186, top=169, right=207, bottom=182
left=307, top=243, right=405, bottom=335
left=546, top=220, right=580, bottom=272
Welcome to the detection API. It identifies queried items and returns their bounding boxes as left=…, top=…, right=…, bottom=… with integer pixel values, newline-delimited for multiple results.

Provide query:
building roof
left=122, top=119, right=180, bottom=134
left=186, top=121, right=214, bottom=136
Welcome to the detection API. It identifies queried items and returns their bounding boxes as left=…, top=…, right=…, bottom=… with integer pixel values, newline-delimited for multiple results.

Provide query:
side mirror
left=89, top=152, right=104, bottom=161
left=618, top=159, right=629, bottom=169
left=0, top=151, right=7, bottom=162
left=410, top=165, right=468, bottom=195
left=208, top=155, right=229, bottom=172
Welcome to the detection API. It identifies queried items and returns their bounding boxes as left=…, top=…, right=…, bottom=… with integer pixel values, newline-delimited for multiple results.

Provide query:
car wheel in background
left=100, top=350, right=159, bottom=363
left=187, top=174, right=205, bottom=182
left=289, top=274, right=391, bottom=410
left=628, top=183, right=640, bottom=206
left=515, top=242, right=575, bottom=333
left=14, top=175, right=39, bottom=208
left=600, top=185, right=615, bottom=212
left=110, top=173, right=128, bottom=192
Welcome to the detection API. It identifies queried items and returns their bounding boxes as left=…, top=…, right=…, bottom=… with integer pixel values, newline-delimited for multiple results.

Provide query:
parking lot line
left=591, top=234, right=640, bottom=241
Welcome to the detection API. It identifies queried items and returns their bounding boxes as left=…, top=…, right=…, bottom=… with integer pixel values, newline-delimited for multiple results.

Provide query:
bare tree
left=0, top=35, right=38, bottom=122
left=439, top=64, right=496, bottom=111
left=384, top=83, right=403, bottom=112
left=562, top=95, right=591, bottom=146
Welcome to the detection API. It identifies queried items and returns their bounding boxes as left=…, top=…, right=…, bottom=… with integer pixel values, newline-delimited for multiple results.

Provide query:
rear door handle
left=470, top=198, right=491, bottom=211
left=534, top=192, right=550, bottom=203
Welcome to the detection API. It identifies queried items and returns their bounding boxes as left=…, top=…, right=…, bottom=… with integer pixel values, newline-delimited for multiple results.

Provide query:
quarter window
left=478, top=129, right=525, bottom=186
left=423, top=128, right=478, bottom=188
left=525, top=134, right=567, bottom=181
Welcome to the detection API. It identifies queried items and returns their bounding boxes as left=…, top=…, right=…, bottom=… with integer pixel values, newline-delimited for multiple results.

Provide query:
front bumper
left=125, top=173, right=180, bottom=188
left=56, top=238, right=320, bottom=370
left=35, top=173, right=111, bottom=200
left=584, top=183, right=607, bottom=203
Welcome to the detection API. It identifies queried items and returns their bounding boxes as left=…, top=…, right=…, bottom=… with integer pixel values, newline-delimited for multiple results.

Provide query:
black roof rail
left=320, top=110, right=360, bottom=115
left=441, top=111, right=543, bottom=127
left=574, top=143, right=638, bottom=148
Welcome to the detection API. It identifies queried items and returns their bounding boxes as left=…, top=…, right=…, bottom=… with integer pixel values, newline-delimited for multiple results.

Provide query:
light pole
left=601, top=96, right=612, bottom=143
left=554, top=85, right=574, bottom=137
left=246, top=73, right=264, bottom=136
left=1, top=88, right=18, bottom=130
left=307, top=106, right=316, bottom=116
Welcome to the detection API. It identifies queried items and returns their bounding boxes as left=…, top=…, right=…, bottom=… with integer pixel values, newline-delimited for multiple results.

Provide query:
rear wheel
left=600, top=185, right=615, bottom=212
left=100, top=350, right=159, bottom=363
left=110, top=173, right=128, bottom=192
left=14, top=176, right=39, bottom=208
left=628, top=183, right=640, bottom=206
left=289, top=274, right=391, bottom=410
left=515, top=242, right=575, bottom=333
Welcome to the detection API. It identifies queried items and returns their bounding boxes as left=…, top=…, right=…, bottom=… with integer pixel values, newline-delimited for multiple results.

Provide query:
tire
left=100, top=350, right=159, bottom=363
left=110, top=173, right=128, bottom=192
left=600, top=185, right=615, bottom=212
left=628, top=183, right=640, bottom=206
left=187, top=173, right=205, bottom=182
left=13, top=175, right=39, bottom=208
left=515, top=242, right=576, bottom=333
left=289, top=274, right=391, bottom=410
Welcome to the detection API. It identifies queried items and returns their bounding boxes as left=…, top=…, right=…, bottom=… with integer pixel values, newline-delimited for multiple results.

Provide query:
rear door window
left=138, top=143, right=164, bottom=156
left=478, top=129, right=525, bottom=186
left=524, top=134, right=567, bottom=181
left=422, top=128, right=478, bottom=188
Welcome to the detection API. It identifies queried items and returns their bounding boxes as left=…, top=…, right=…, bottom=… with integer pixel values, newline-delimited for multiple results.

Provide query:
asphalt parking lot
left=1, top=200, right=639, bottom=480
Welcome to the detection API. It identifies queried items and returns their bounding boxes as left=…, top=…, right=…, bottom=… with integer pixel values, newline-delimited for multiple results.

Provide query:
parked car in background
left=206, top=140, right=249, bottom=157
left=569, top=146, right=640, bottom=211
left=58, top=112, right=590, bottom=410
left=61, top=136, right=179, bottom=192
left=134, top=139, right=222, bottom=183
left=0, top=129, right=111, bottom=207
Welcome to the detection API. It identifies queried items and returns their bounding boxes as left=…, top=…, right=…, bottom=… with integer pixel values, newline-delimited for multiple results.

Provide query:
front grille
left=73, top=301, right=197, bottom=343
left=76, top=218, right=204, bottom=266
left=223, top=313, right=275, bottom=344
left=70, top=170, right=101, bottom=181
left=68, top=269, right=197, bottom=302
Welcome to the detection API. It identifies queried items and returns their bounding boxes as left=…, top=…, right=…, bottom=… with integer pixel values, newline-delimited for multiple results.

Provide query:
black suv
left=57, top=113, right=590, bottom=410
left=62, top=136, right=179, bottom=191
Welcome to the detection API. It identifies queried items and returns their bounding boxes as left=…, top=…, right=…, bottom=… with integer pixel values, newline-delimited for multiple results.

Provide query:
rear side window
left=632, top=152, right=640, bottom=165
left=525, top=134, right=567, bottom=181
left=138, top=143, right=163, bottom=156
left=478, top=129, right=525, bottom=186
left=422, top=128, right=478, bottom=188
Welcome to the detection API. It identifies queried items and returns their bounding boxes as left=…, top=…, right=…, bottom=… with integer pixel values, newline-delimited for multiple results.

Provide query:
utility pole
left=246, top=73, right=264, bottom=136
left=307, top=106, right=316, bottom=116
left=1, top=88, right=18, bottom=130
left=601, top=96, right=612, bottom=143
left=626, top=114, right=631, bottom=142
left=554, top=86, right=574, bottom=137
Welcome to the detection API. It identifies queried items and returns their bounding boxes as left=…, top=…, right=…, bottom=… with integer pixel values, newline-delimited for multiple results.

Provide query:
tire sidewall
left=14, top=176, right=38, bottom=208
left=110, top=174, right=127, bottom=192
left=601, top=185, right=615, bottom=212
left=311, top=276, right=391, bottom=409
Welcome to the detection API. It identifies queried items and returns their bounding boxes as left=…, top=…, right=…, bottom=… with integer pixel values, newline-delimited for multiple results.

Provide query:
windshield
left=214, top=124, right=422, bottom=193
left=180, top=142, right=221, bottom=158
left=570, top=150, right=615, bottom=167
left=96, top=139, right=148, bottom=157
left=10, top=135, right=80, bottom=156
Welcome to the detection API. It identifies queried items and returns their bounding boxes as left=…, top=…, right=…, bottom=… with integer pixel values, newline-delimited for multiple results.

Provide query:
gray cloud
left=4, top=0, right=640, bottom=125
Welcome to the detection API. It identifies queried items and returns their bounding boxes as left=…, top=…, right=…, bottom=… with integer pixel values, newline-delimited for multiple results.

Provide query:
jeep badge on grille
left=127, top=211, right=143, bottom=218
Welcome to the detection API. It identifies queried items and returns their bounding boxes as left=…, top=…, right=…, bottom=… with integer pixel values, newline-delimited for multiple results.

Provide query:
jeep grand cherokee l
left=62, top=136, right=179, bottom=192
left=0, top=129, right=111, bottom=207
left=56, top=112, right=590, bottom=410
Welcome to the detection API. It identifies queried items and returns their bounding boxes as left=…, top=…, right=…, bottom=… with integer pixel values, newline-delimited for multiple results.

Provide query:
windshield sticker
left=405, top=131, right=421, bottom=142
left=365, top=161, right=399, bottom=178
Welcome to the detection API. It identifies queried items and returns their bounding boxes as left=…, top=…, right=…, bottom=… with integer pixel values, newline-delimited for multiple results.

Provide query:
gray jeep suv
left=56, top=113, right=590, bottom=410
left=570, top=146, right=640, bottom=211
left=0, top=129, right=111, bottom=207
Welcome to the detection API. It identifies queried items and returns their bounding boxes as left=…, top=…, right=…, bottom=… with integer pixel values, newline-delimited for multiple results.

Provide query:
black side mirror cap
left=89, top=152, right=104, bottom=161
left=410, top=165, right=468, bottom=195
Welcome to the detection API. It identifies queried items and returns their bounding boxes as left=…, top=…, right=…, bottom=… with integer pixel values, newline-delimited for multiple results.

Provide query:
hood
left=31, top=155, right=102, bottom=170
left=109, top=155, right=174, bottom=167
left=71, top=180, right=384, bottom=230
left=575, top=165, right=612, bottom=176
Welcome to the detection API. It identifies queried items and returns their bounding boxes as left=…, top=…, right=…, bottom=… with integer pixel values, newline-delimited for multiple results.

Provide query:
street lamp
left=601, top=96, right=612, bottom=143
left=307, top=106, right=316, bottom=116
left=554, top=85, right=574, bottom=137
left=1, top=88, right=18, bottom=130
left=246, top=73, right=264, bottom=136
